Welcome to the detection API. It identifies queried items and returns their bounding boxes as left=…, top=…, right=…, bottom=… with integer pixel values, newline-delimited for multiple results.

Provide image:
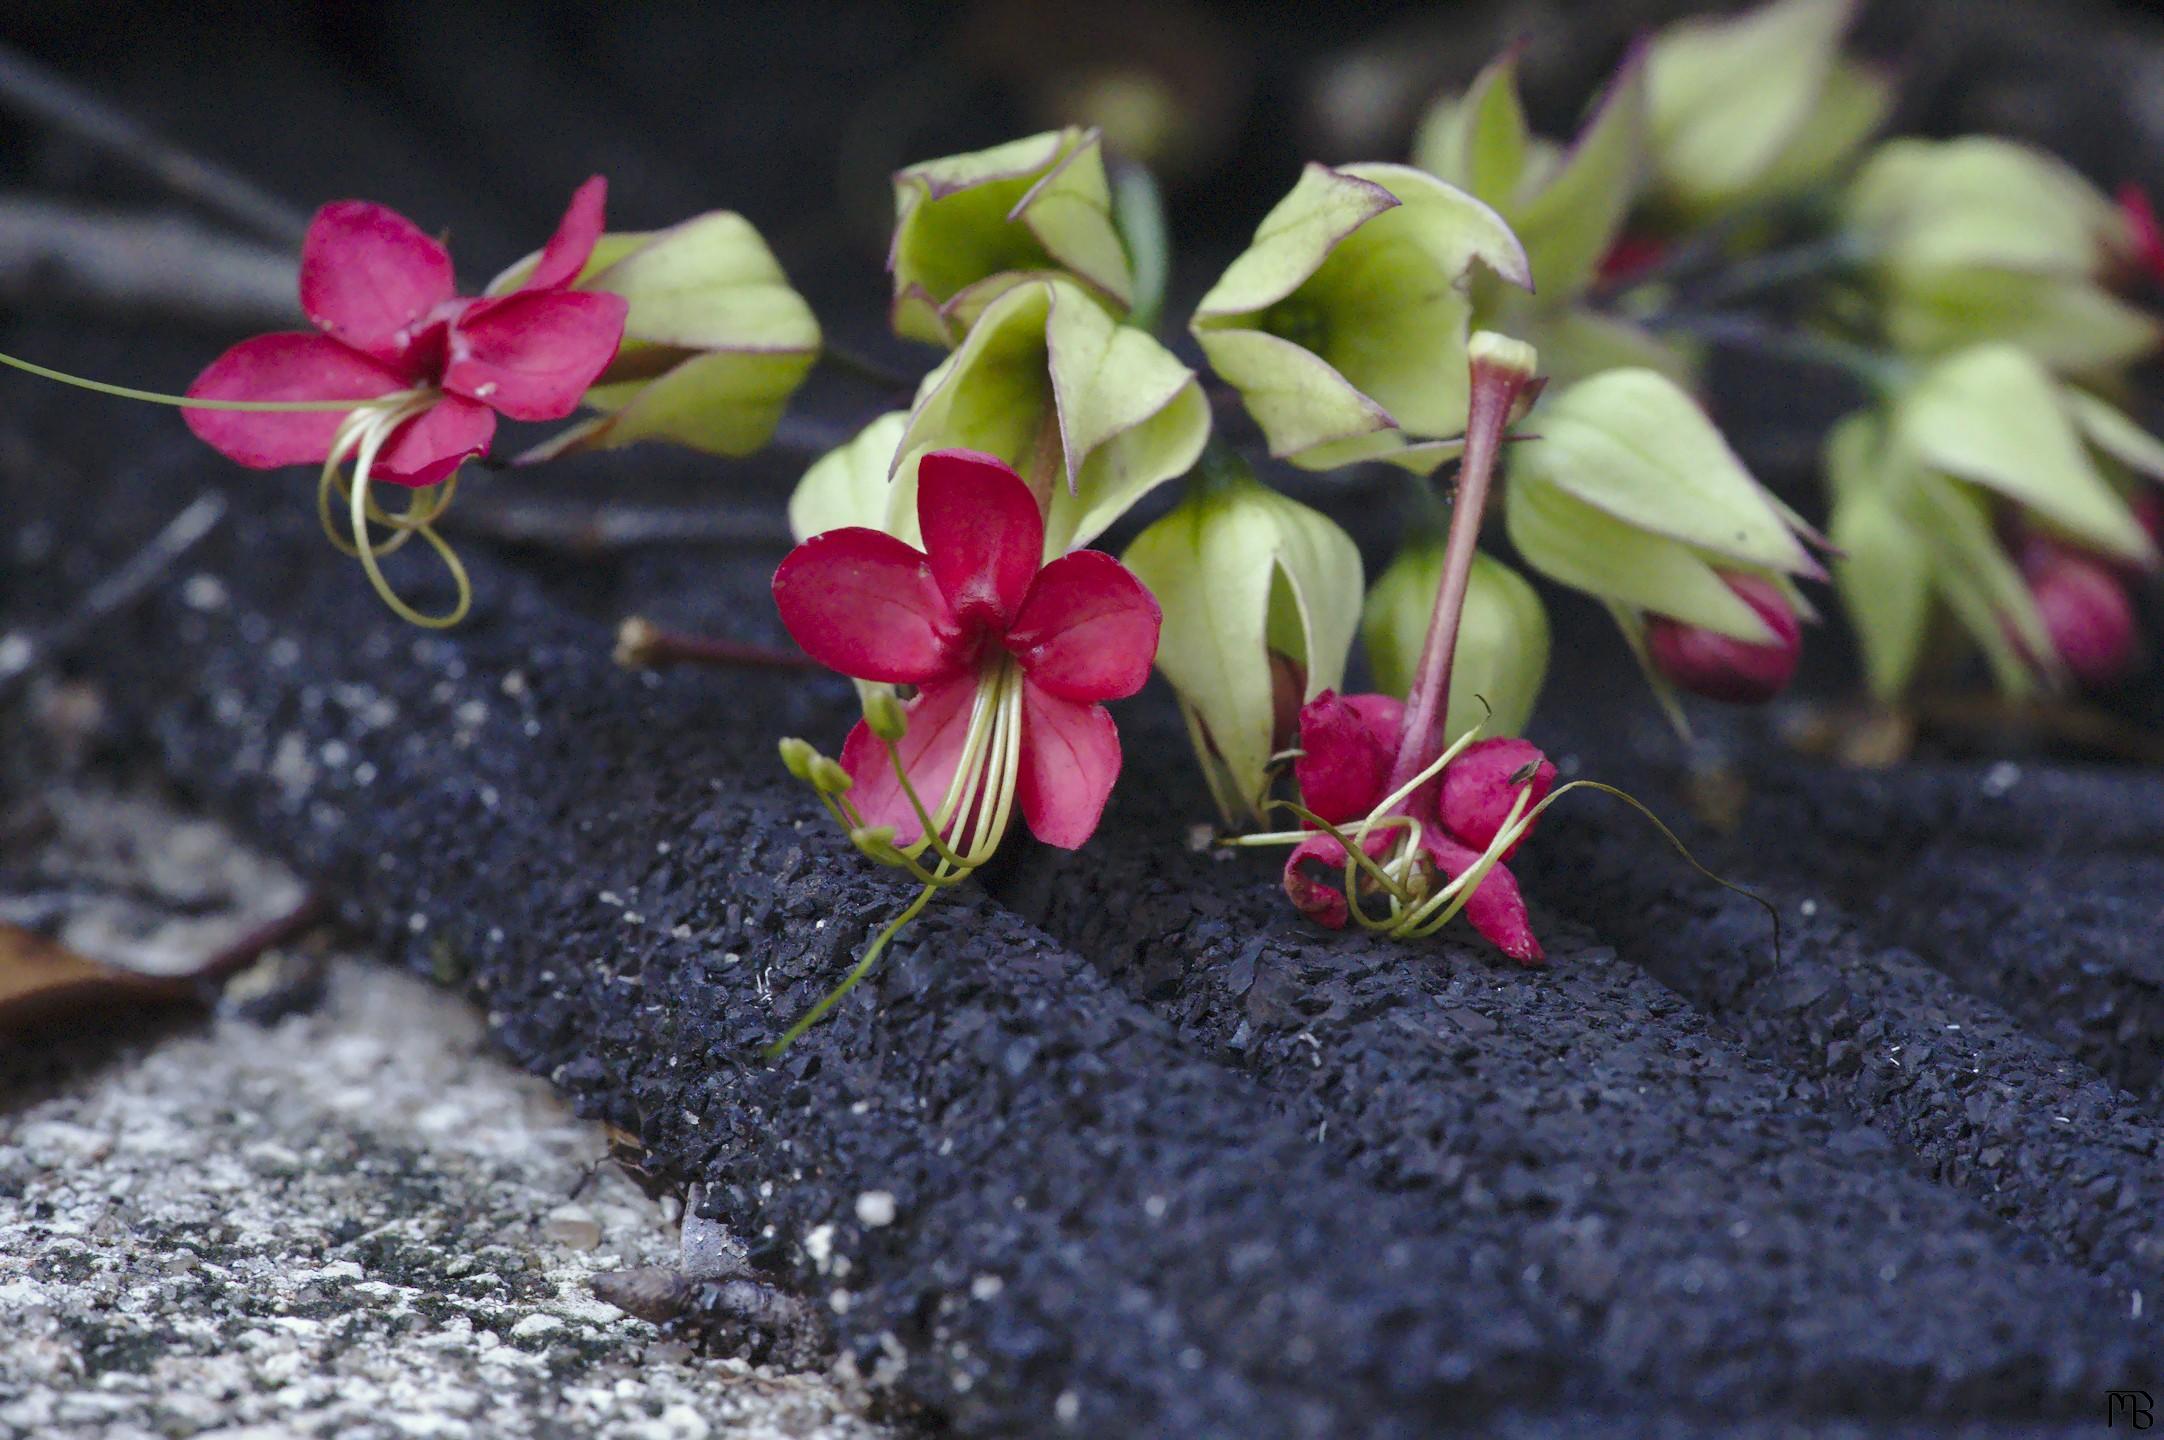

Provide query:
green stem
left=764, top=883, right=939, bottom=1059
left=1649, top=310, right=1908, bottom=394
left=1676, top=232, right=1870, bottom=310
left=0, top=350, right=403, bottom=411
left=1111, top=158, right=1171, bottom=336
left=819, top=341, right=914, bottom=393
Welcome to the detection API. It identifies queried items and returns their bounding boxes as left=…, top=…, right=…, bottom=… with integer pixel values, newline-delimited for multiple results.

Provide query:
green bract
left=1414, top=46, right=1687, bottom=389
left=1191, top=161, right=1531, bottom=473
left=1505, top=367, right=1820, bottom=721
left=889, top=128, right=1134, bottom=348
left=788, top=412, right=913, bottom=543
left=1890, top=344, right=2156, bottom=565
left=1123, top=454, right=1363, bottom=824
left=1844, top=138, right=2162, bottom=371
left=1826, top=411, right=2051, bottom=697
left=1645, top=0, right=1876, bottom=215
left=896, top=277, right=1208, bottom=556
left=1363, top=544, right=1548, bottom=739
left=505, top=213, right=821, bottom=461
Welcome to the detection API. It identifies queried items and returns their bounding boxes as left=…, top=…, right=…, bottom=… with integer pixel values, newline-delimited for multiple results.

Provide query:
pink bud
left=2021, top=539, right=2142, bottom=688
left=2118, top=181, right=2164, bottom=288
left=1643, top=573, right=1802, bottom=705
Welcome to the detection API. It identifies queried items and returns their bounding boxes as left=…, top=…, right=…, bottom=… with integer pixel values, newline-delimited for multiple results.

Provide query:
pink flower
left=772, top=450, right=1162, bottom=854
left=184, top=178, right=629, bottom=486
left=1643, top=572, right=1803, bottom=705
left=2020, top=537, right=2143, bottom=688
left=1283, top=691, right=1555, bottom=962
left=2118, top=182, right=2164, bottom=288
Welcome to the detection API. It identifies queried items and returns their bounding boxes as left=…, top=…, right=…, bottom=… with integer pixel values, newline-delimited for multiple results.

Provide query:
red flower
left=1643, top=571, right=1803, bottom=705
left=184, top=178, right=629, bottom=486
left=1283, top=691, right=1555, bottom=962
left=772, top=450, right=1161, bottom=853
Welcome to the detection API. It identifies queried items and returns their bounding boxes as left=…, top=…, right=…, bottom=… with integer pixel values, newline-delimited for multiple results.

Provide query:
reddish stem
left=614, top=616, right=822, bottom=672
left=1385, top=356, right=1531, bottom=792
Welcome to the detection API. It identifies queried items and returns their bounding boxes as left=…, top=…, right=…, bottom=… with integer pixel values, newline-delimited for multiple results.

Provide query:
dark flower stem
left=1385, top=351, right=1531, bottom=792
left=614, top=616, right=823, bottom=672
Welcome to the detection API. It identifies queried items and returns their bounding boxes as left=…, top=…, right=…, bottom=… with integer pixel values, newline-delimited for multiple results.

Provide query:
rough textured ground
left=7, top=1, right=2164, bottom=1436
left=1, top=881, right=885, bottom=1440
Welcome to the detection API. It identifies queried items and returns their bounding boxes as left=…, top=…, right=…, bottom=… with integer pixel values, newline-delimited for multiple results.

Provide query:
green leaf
left=1522, top=368, right=1819, bottom=575
left=890, top=128, right=1132, bottom=346
left=1124, top=464, right=1364, bottom=822
left=2067, top=388, right=2164, bottom=481
left=1824, top=413, right=1931, bottom=699
left=1847, top=136, right=2120, bottom=278
left=1411, top=48, right=1539, bottom=203
left=788, top=412, right=913, bottom=543
left=587, top=212, right=821, bottom=353
left=898, top=279, right=1208, bottom=554
left=1510, top=48, right=1648, bottom=300
left=1742, top=58, right=1891, bottom=202
left=1505, top=460, right=1773, bottom=640
left=527, top=348, right=817, bottom=460
left=1878, top=267, right=2162, bottom=374
left=1894, top=344, right=2154, bottom=563
left=1647, top=0, right=1855, bottom=211
left=1193, top=163, right=1402, bottom=317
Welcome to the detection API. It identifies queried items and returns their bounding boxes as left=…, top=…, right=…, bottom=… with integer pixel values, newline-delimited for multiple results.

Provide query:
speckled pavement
left=0, top=943, right=888, bottom=1440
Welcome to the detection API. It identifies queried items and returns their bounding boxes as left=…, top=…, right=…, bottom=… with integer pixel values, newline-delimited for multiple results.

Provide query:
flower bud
left=2118, top=182, right=2164, bottom=288
left=1191, top=161, right=1530, bottom=473
left=1644, top=572, right=1803, bottom=704
left=777, top=737, right=818, bottom=781
left=2020, top=539, right=2142, bottom=688
left=862, top=687, right=909, bottom=743
left=808, top=756, right=854, bottom=795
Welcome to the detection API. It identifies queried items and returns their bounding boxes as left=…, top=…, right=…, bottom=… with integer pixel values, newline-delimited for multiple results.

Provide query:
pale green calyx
left=1843, top=137, right=2162, bottom=372
left=1122, top=454, right=1364, bottom=825
left=895, top=278, right=1209, bottom=555
left=1363, top=545, right=1548, bottom=739
left=788, top=412, right=913, bottom=544
left=1191, top=161, right=1531, bottom=474
left=512, top=212, right=822, bottom=462
left=1890, top=344, right=2156, bottom=566
left=1825, top=410, right=2052, bottom=699
left=889, top=127, right=1134, bottom=348
left=1644, top=0, right=1866, bottom=215
left=1505, top=367, right=1822, bottom=641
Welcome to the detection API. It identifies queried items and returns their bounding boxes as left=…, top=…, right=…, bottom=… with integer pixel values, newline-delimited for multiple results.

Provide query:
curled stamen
left=764, top=882, right=940, bottom=1059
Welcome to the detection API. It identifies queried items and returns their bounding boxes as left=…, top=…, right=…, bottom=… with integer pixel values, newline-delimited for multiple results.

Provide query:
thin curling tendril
left=315, top=396, right=474, bottom=629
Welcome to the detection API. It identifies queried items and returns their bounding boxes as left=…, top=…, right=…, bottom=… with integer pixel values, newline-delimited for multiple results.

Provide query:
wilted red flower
left=772, top=449, right=1161, bottom=853
left=1644, top=571, right=1803, bottom=704
left=1282, top=690, right=1555, bottom=961
left=184, top=177, right=629, bottom=486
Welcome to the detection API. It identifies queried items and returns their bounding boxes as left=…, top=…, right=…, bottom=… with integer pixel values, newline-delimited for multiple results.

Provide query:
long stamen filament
left=0, top=350, right=419, bottom=412
left=339, top=397, right=473, bottom=629
left=763, top=882, right=940, bottom=1059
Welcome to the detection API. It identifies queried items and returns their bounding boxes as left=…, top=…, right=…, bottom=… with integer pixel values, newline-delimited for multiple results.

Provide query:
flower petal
left=1017, top=680, right=1120, bottom=849
left=183, top=333, right=406, bottom=469
left=916, top=449, right=1043, bottom=630
left=1438, top=737, right=1556, bottom=859
left=1291, top=690, right=1398, bottom=825
left=771, top=528, right=966, bottom=684
left=1283, top=832, right=1354, bottom=930
left=1420, top=831, right=1544, bottom=963
left=1005, top=551, right=1161, bottom=702
left=372, top=396, right=497, bottom=488
left=522, top=175, right=611, bottom=291
left=443, top=289, right=630, bottom=421
left=838, top=675, right=982, bottom=847
left=299, top=201, right=456, bottom=367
